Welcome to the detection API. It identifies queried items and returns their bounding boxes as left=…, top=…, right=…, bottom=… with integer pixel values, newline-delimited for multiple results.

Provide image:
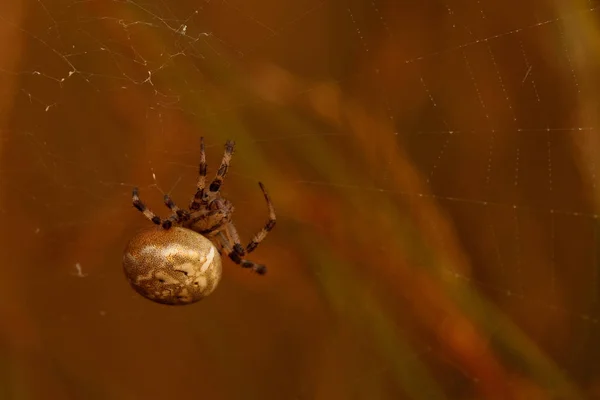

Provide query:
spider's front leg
left=209, top=139, right=235, bottom=193
left=132, top=188, right=170, bottom=229
left=132, top=188, right=187, bottom=230
left=190, top=137, right=208, bottom=211
left=163, top=194, right=190, bottom=228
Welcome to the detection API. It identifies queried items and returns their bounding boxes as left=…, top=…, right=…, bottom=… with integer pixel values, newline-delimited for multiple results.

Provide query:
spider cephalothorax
left=130, top=137, right=276, bottom=275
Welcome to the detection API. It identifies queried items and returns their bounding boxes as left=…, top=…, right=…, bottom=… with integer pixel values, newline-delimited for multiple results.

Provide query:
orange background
left=0, top=0, right=598, bottom=399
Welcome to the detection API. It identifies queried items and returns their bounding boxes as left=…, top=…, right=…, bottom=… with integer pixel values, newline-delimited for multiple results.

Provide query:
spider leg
left=224, top=222, right=247, bottom=258
left=163, top=194, right=191, bottom=226
left=132, top=188, right=172, bottom=229
left=217, top=231, right=266, bottom=275
left=190, top=137, right=208, bottom=210
left=186, top=209, right=226, bottom=232
left=246, top=182, right=276, bottom=254
left=208, top=139, right=235, bottom=193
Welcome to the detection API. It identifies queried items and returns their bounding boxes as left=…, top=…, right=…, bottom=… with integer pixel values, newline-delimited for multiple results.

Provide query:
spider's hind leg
left=217, top=231, right=266, bottom=275
left=239, top=259, right=267, bottom=275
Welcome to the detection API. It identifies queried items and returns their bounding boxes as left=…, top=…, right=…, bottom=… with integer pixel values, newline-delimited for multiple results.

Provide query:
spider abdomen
left=123, top=226, right=222, bottom=305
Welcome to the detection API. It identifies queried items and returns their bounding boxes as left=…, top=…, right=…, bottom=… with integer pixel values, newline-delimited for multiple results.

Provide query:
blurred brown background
left=0, top=0, right=599, bottom=399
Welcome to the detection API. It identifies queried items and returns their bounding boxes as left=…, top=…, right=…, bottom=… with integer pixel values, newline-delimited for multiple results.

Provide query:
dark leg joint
left=229, top=252, right=242, bottom=264
left=254, top=265, right=267, bottom=275
left=209, top=181, right=221, bottom=192
left=193, top=189, right=209, bottom=202
left=151, top=216, right=161, bottom=225
left=162, top=220, right=172, bottom=229
left=233, top=243, right=245, bottom=256
left=133, top=201, right=145, bottom=212
left=241, top=260, right=266, bottom=275
left=177, top=210, right=190, bottom=221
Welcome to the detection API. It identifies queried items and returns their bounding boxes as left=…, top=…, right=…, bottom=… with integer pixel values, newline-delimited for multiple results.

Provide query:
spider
left=131, top=137, right=276, bottom=275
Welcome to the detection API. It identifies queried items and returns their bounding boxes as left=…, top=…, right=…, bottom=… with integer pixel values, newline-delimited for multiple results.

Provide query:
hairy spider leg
left=163, top=194, right=191, bottom=227
left=132, top=188, right=177, bottom=229
left=246, top=182, right=277, bottom=253
left=223, top=222, right=247, bottom=258
left=190, top=137, right=208, bottom=210
left=186, top=209, right=228, bottom=235
left=185, top=208, right=213, bottom=226
left=209, top=139, right=235, bottom=193
left=217, top=232, right=266, bottom=275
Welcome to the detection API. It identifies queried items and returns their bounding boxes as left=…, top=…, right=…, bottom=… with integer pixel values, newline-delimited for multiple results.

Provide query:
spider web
left=0, top=0, right=599, bottom=398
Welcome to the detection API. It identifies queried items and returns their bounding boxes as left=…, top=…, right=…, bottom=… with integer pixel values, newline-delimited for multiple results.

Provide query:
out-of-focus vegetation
left=0, top=0, right=598, bottom=399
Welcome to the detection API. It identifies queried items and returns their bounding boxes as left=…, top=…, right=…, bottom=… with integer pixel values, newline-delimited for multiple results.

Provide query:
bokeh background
left=0, top=0, right=599, bottom=399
